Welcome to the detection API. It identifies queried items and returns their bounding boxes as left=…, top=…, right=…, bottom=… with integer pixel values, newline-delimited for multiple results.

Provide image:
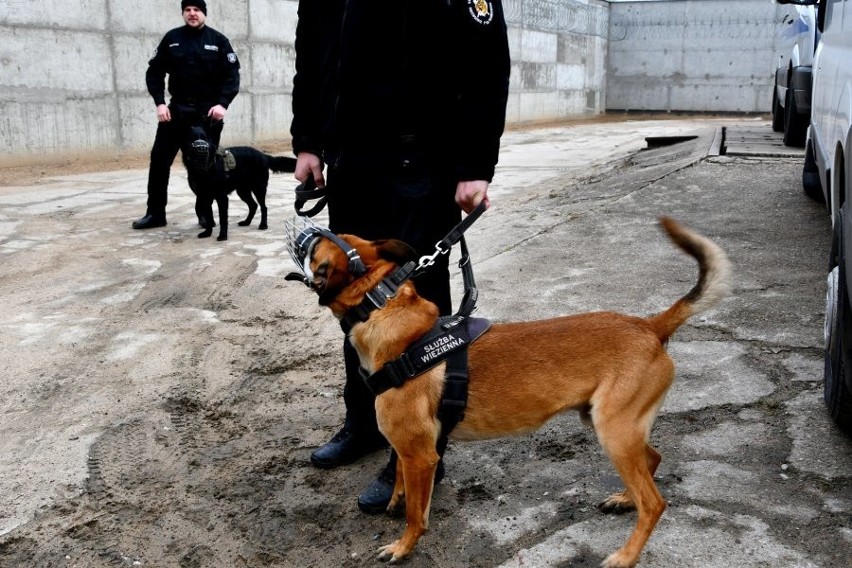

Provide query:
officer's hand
left=295, top=152, right=325, bottom=188
left=208, top=105, right=227, bottom=121
left=455, top=180, right=491, bottom=213
left=156, top=104, right=171, bottom=123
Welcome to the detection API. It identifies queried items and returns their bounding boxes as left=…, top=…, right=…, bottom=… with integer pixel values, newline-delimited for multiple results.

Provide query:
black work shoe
left=357, top=458, right=445, bottom=515
left=132, top=213, right=167, bottom=230
left=310, top=427, right=388, bottom=469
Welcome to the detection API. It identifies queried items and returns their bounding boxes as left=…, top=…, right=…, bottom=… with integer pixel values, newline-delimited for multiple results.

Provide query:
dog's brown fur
left=302, top=217, right=731, bottom=567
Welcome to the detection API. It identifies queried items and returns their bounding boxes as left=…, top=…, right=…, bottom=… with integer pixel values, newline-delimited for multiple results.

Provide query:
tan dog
left=293, top=217, right=731, bottom=567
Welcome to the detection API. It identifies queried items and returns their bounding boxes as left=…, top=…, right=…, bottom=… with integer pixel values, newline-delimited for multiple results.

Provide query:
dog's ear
left=373, top=239, right=418, bottom=266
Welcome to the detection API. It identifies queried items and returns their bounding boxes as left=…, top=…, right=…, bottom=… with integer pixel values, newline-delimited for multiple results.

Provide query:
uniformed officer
left=133, top=0, right=240, bottom=230
left=291, top=0, right=510, bottom=513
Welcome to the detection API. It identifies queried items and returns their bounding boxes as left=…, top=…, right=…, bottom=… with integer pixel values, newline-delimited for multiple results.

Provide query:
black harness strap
left=452, top=236, right=478, bottom=319
left=340, top=261, right=417, bottom=334
left=363, top=316, right=491, bottom=396
left=438, top=347, right=469, bottom=434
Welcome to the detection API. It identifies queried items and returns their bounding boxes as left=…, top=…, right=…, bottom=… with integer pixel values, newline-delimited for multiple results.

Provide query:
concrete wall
left=505, top=0, right=610, bottom=123
left=0, top=0, right=609, bottom=160
left=606, top=0, right=792, bottom=113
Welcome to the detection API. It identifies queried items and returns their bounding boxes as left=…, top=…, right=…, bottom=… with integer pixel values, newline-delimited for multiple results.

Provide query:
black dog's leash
left=294, top=174, right=328, bottom=218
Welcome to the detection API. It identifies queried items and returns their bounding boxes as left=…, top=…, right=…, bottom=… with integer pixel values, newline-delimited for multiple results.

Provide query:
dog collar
left=340, top=261, right=417, bottom=334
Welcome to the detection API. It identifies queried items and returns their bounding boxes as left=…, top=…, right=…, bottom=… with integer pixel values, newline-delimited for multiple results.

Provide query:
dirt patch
left=1, top=119, right=846, bottom=568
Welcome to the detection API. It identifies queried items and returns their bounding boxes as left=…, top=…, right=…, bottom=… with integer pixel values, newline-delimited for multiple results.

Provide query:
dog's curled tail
left=268, top=155, right=298, bottom=173
left=646, top=217, right=732, bottom=342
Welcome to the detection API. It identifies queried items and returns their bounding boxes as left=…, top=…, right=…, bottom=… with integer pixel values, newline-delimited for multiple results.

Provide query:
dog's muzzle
left=284, top=217, right=367, bottom=288
left=186, top=138, right=213, bottom=171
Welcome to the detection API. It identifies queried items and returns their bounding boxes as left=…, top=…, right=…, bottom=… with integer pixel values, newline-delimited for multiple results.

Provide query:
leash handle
left=294, top=174, right=329, bottom=217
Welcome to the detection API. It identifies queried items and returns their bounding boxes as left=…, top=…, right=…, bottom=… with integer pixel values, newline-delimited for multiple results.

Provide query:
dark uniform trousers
left=146, top=104, right=223, bottom=215
left=326, top=158, right=460, bottom=439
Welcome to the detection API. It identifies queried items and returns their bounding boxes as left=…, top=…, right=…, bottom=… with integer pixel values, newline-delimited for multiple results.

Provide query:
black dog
left=183, top=124, right=297, bottom=241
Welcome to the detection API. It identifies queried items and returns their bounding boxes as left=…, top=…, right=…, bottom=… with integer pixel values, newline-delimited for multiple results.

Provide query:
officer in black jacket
left=291, top=0, right=510, bottom=513
left=133, top=0, right=240, bottom=230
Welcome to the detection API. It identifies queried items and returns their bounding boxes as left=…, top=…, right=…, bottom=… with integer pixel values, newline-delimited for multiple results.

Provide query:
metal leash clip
left=417, top=242, right=452, bottom=271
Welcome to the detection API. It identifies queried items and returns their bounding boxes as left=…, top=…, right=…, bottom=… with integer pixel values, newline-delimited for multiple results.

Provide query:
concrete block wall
left=0, top=0, right=609, bottom=160
left=504, top=0, right=610, bottom=123
left=606, top=0, right=791, bottom=113
left=0, top=0, right=299, bottom=158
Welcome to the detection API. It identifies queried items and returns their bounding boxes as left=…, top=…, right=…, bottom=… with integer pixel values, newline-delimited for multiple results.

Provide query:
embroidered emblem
left=204, top=44, right=219, bottom=51
left=467, top=0, right=494, bottom=25
left=227, top=53, right=237, bottom=63
left=417, top=333, right=467, bottom=365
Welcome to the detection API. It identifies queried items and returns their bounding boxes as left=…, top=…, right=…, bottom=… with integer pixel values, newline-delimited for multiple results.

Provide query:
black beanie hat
left=181, top=0, right=207, bottom=15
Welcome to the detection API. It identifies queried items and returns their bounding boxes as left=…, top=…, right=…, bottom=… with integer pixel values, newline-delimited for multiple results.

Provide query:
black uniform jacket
left=291, top=0, right=510, bottom=182
left=146, top=24, right=241, bottom=110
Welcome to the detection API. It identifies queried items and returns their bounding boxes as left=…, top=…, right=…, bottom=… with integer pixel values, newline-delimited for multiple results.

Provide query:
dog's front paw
left=377, top=541, right=409, bottom=564
left=198, top=229, right=212, bottom=239
left=600, top=549, right=638, bottom=568
left=217, top=234, right=228, bottom=242
left=258, top=222, right=268, bottom=230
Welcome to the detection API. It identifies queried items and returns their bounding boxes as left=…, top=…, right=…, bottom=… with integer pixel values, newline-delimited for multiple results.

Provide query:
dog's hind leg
left=255, top=186, right=268, bottom=230
left=592, top=360, right=672, bottom=567
left=236, top=187, right=257, bottom=227
left=598, top=444, right=662, bottom=513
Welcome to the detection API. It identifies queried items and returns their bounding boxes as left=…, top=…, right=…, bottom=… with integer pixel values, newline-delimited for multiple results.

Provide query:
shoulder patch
left=467, top=0, right=494, bottom=25
left=227, top=53, right=238, bottom=64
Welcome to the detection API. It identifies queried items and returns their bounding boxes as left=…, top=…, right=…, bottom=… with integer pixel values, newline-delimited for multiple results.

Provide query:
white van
left=771, top=2, right=817, bottom=147
left=779, top=0, right=852, bottom=435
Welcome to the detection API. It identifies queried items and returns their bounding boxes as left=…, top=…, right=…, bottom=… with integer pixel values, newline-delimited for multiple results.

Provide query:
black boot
left=310, top=425, right=388, bottom=469
left=132, top=212, right=167, bottom=229
left=357, top=450, right=445, bottom=514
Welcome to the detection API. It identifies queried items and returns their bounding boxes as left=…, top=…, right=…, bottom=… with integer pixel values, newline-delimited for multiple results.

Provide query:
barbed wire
left=609, top=13, right=780, bottom=42
left=504, top=0, right=610, bottom=38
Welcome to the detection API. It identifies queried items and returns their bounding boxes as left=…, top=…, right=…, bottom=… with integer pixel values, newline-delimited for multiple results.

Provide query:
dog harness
left=216, top=147, right=237, bottom=172
left=363, top=315, right=490, bottom=434
left=285, top=202, right=488, bottom=435
left=352, top=208, right=488, bottom=436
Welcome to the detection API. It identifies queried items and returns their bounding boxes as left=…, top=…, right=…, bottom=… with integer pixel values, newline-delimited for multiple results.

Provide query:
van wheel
left=783, top=90, right=807, bottom=147
left=825, top=207, right=852, bottom=435
left=803, top=139, right=824, bottom=203
left=772, top=89, right=784, bottom=132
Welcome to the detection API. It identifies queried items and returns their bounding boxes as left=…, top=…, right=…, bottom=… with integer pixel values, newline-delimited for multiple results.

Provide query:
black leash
left=340, top=201, right=487, bottom=332
left=359, top=204, right=490, bottom=437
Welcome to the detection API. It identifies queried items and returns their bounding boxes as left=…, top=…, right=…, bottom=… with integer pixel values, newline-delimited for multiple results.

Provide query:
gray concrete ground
left=0, top=117, right=849, bottom=567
